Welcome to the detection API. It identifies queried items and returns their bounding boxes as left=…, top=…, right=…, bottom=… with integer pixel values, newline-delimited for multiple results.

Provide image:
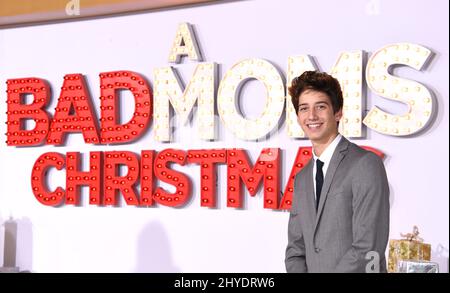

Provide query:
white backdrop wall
left=0, top=0, right=448, bottom=272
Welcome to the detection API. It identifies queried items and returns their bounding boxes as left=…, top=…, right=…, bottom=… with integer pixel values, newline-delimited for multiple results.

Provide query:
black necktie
left=315, top=159, right=324, bottom=211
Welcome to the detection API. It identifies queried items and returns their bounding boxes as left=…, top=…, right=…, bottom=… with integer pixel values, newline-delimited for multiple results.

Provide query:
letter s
left=364, top=43, right=434, bottom=136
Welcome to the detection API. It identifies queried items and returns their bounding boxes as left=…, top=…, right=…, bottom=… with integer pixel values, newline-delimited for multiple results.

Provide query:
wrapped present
left=388, top=226, right=431, bottom=273
left=397, top=260, right=439, bottom=273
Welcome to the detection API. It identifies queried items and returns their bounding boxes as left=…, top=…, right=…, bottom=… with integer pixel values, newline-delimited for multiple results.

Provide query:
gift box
left=397, top=260, right=439, bottom=273
left=388, top=226, right=431, bottom=273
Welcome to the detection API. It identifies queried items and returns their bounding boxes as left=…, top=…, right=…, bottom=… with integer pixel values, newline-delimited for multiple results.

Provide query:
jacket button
left=315, top=248, right=320, bottom=253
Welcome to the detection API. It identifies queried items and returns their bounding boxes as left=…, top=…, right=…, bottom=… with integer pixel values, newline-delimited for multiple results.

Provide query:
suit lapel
left=303, top=159, right=317, bottom=219
left=313, top=137, right=350, bottom=233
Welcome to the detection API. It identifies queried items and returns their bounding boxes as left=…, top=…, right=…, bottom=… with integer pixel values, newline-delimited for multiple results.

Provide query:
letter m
left=153, top=63, right=216, bottom=141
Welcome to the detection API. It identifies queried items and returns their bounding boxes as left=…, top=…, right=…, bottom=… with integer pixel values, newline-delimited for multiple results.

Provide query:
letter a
left=168, top=22, right=202, bottom=63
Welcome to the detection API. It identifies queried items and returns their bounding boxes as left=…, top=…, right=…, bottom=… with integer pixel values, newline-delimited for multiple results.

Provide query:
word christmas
left=31, top=147, right=383, bottom=209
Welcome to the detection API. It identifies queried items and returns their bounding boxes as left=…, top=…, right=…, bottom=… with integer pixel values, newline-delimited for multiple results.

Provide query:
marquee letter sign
left=2, top=22, right=436, bottom=211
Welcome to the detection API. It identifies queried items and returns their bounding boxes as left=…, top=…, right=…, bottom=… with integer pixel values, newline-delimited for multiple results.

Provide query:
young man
left=285, top=71, right=390, bottom=273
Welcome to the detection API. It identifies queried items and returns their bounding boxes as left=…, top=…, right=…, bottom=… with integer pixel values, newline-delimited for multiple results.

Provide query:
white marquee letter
left=287, top=51, right=363, bottom=138
left=153, top=63, right=216, bottom=141
left=168, top=22, right=202, bottom=63
left=364, top=43, right=433, bottom=136
left=217, top=59, right=284, bottom=140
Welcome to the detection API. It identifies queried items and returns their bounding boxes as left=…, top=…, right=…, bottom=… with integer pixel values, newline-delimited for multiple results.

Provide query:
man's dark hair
left=289, top=71, right=343, bottom=114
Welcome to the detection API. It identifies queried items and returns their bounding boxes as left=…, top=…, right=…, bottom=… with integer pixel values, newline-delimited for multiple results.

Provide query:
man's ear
left=335, top=109, right=343, bottom=122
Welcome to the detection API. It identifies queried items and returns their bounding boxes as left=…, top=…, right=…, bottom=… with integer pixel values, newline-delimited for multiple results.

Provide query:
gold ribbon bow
left=400, top=225, right=424, bottom=242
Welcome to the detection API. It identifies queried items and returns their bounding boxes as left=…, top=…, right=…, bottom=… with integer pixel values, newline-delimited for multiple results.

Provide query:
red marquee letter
left=103, top=151, right=140, bottom=206
left=153, top=149, right=190, bottom=207
left=279, top=147, right=312, bottom=210
left=361, top=146, right=385, bottom=159
left=47, top=74, right=100, bottom=145
left=66, top=152, right=102, bottom=205
left=6, top=78, right=51, bottom=146
left=140, top=150, right=154, bottom=206
left=227, top=148, right=280, bottom=209
left=31, top=152, right=65, bottom=206
left=99, top=71, right=152, bottom=144
left=187, top=149, right=227, bottom=207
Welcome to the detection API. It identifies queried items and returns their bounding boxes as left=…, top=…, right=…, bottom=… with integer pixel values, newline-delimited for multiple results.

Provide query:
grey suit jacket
left=285, top=136, right=390, bottom=273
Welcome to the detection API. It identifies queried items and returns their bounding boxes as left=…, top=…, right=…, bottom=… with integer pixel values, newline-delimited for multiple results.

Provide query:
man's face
left=297, top=89, right=342, bottom=144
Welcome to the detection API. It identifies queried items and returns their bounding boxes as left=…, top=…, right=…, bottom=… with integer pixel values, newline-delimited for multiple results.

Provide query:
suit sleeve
left=335, top=152, right=390, bottom=273
left=285, top=175, right=308, bottom=273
